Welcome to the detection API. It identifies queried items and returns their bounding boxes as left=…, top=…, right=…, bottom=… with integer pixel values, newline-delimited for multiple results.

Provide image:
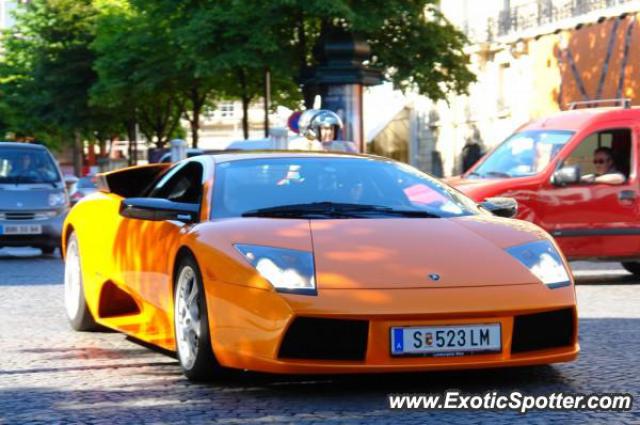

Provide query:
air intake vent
left=511, top=308, right=575, bottom=354
left=98, top=281, right=140, bottom=318
left=279, top=317, right=369, bottom=361
left=4, top=212, right=35, bottom=220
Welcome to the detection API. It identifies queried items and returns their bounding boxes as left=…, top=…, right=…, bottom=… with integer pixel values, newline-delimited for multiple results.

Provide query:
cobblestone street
left=0, top=248, right=638, bottom=424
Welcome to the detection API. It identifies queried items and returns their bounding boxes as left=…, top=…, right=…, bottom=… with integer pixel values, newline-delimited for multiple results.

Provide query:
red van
left=448, top=101, right=640, bottom=274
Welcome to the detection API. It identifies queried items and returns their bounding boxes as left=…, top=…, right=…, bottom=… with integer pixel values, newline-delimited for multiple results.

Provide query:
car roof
left=205, top=150, right=377, bottom=164
left=0, top=142, right=47, bottom=150
left=520, top=107, right=640, bottom=132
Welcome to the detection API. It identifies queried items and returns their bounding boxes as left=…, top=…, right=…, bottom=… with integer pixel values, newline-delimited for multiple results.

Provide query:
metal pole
left=133, top=123, right=140, bottom=165
left=264, top=67, right=271, bottom=138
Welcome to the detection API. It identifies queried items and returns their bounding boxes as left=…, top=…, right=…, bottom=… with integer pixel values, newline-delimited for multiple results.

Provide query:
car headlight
left=235, top=244, right=316, bottom=295
left=506, top=240, right=571, bottom=288
left=49, top=192, right=67, bottom=207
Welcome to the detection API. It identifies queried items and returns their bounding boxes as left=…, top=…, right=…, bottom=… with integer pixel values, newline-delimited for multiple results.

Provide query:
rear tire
left=174, top=255, right=220, bottom=381
left=621, top=261, right=640, bottom=276
left=64, top=232, right=99, bottom=331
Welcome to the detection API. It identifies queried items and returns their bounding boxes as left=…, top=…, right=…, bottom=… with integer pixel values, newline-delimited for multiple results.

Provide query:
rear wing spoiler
left=96, top=163, right=171, bottom=198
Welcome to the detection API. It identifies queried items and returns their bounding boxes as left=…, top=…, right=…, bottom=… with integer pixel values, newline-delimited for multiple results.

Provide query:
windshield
left=77, top=176, right=96, bottom=189
left=471, top=130, right=574, bottom=178
left=0, top=148, right=61, bottom=184
left=212, top=157, right=480, bottom=219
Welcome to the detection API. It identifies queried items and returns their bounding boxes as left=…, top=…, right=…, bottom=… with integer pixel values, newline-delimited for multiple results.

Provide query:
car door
left=539, top=123, right=640, bottom=259
left=121, top=160, right=205, bottom=342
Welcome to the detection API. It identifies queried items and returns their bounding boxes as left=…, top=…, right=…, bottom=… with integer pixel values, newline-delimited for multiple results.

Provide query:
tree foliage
left=0, top=0, right=474, bottom=151
left=0, top=0, right=121, bottom=149
left=92, top=0, right=184, bottom=148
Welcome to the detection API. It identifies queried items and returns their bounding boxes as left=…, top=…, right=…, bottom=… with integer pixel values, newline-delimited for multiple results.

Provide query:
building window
left=497, top=62, right=510, bottom=113
left=218, top=102, right=235, bottom=118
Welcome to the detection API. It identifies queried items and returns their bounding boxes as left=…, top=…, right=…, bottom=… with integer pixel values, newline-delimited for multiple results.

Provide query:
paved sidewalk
left=0, top=252, right=638, bottom=424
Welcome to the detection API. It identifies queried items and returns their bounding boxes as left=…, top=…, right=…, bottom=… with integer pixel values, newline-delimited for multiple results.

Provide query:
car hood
left=202, top=216, right=548, bottom=290
left=310, top=217, right=545, bottom=289
left=0, top=185, right=61, bottom=210
left=444, top=176, right=506, bottom=201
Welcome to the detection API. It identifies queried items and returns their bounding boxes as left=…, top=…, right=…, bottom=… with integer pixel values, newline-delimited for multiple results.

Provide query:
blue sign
left=287, top=111, right=302, bottom=134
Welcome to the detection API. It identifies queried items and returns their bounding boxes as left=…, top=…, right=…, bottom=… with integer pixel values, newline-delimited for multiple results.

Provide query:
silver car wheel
left=64, top=237, right=81, bottom=321
left=175, top=266, right=202, bottom=370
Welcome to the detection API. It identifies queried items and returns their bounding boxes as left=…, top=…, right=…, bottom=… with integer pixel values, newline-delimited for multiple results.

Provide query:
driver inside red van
left=581, top=147, right=625, bottom=185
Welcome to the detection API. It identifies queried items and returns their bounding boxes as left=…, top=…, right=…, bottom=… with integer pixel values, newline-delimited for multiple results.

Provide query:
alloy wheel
left=64, top=238, right=81, bottom=321
left=175, top=266, right=202, bottom=370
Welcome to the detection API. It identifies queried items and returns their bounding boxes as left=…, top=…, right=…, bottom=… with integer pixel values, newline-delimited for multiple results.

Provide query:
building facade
left=193, top=101, right=292, bottom=150
left=0, top=0, right=18, bottom=30
left=368, top=0, right=640, bottom=177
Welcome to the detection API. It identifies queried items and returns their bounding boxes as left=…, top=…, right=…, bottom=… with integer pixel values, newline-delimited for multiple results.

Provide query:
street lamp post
left=302, top=28, right=382, bottom=152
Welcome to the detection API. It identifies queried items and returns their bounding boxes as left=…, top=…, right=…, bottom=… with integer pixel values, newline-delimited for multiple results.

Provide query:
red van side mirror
left=552, top=165, right=581, bottom=186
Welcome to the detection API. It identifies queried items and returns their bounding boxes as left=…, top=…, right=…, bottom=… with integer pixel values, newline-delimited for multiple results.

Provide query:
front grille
left=279, top=317, right=369, bottom=361
left=511, top=308, right=575, bottom=354
left=0, top=210, right=59, bottom=221
left=3, top=212, right=35, bottom=220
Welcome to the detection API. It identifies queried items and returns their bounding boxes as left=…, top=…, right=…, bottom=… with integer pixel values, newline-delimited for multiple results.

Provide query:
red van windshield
left=471, top=130, right=574, bottom=178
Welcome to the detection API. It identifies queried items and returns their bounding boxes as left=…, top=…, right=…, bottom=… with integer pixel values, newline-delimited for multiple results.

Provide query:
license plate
left=391, top=324, right=501, bottom=356
left=0, top=224, right=42, bottom=235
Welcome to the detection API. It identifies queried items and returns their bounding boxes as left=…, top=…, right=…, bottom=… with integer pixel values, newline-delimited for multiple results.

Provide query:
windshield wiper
left=42, top=179, right=59, bottom=188
left=242, top=202, right=352, bottom=218
left=484, top=171, right=511, bottom=178
left=242, top=202, right=441, bottom=219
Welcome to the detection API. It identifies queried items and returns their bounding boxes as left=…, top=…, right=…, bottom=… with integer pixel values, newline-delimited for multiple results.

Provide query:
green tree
left=1, top=0, right=474, bottom=157
left=160, top=0, right=301, bottom=139
left=0, top=0, right=121, bottom=172
left=274, top=0, right=476, bottom=104
left=92, top=0, right=184, bottom=150
left=160, top=0, right=474, bottom=136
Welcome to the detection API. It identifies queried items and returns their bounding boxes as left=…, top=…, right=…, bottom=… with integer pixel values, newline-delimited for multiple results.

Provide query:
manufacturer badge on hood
left=428, top=273, right=441, bottom=282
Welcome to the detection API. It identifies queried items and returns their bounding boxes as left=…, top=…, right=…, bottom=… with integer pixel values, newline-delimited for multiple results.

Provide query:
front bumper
left=0, top=212, right=66, bottom=248
left=205, top=282, right=579, bottom=374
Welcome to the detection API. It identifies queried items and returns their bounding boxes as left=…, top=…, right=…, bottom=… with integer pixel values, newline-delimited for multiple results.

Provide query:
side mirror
left=64, top=175, right=78, bottom=191
left=552, top=165, right=581, bottom=186
left=479, top=197, right=518, bottom=218
left=120, top=197, right=200, bottom=223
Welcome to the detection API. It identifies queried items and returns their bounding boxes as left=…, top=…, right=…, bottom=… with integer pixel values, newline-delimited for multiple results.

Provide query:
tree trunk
left=125, top=119, right=137, bottom=166
left=155, top=130, right=165, bottom=149
left=190, top=113, right=200, bottom=148
left=187, top=86, right=206, bottom=149
left=165, top=99, right=184, bottom=146
left=242, top=95, right=249, bottom=140
left=239, top=69, right=250, bottom=140
left=73, top=131, right=83, bottom=177
left=297, top=10, right=316, bottom=109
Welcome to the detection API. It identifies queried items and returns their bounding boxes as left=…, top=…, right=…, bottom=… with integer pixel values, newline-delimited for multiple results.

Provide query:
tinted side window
left=149, top=162, right=203, bottom=204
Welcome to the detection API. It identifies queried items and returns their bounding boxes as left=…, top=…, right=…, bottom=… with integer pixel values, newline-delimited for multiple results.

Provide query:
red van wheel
left=621, top=262, right=640, bottom=276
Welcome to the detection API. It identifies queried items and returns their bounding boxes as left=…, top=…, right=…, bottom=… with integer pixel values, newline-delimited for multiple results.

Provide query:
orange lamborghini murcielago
left=62, top=152, right=578, bottom=380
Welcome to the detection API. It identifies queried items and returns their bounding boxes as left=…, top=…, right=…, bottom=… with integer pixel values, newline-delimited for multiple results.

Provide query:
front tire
left=621, top=261, right=640, bottom=276
left=174, top=256, right=220, bottom=381
left=64, top=232, right=98, bottom=331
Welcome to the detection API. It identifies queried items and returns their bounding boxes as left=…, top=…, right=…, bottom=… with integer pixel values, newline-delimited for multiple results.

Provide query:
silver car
left=0, top=142, right=70, bottom=254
